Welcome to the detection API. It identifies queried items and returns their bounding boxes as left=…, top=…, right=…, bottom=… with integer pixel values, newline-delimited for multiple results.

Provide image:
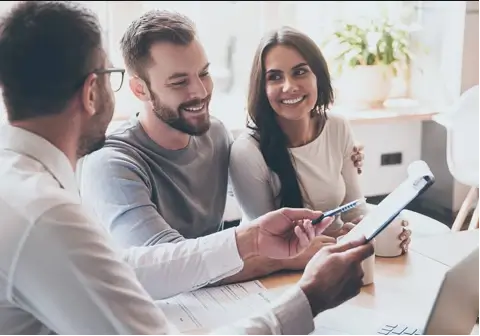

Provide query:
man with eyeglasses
left=0, top=1, right=374, bottom=334
left=78, top=9, right=366, bottom=286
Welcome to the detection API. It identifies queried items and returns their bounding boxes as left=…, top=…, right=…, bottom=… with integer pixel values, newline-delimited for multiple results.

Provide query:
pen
left=311, top=199, right=364, bottom=225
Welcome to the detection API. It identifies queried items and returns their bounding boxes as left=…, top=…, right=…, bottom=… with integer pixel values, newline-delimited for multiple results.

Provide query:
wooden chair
left=452, top=187, right=480, bottom=232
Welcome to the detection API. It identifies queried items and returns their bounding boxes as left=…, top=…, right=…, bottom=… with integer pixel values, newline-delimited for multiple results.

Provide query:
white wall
left=353, top=121, right=423, bottom=197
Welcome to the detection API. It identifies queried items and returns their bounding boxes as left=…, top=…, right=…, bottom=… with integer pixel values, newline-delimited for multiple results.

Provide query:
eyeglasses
left=93, top=68, right=125, bottom=92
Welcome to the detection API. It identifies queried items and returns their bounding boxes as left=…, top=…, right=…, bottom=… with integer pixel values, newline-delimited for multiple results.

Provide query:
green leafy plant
left=325, top=18, right=422, bottom=77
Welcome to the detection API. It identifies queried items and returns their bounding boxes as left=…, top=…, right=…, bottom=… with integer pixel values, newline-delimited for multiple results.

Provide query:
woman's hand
left=351, top=144, right=365, bottom=174
left=324, top=215, right=364, bottom=239
left=399, top=219, right=412, bottom=254
left=322, top=213, right=412, bottom=254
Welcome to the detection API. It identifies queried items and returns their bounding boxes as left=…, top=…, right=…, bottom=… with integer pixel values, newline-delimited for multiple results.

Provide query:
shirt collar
left=0, top=124, right=79, bottom=195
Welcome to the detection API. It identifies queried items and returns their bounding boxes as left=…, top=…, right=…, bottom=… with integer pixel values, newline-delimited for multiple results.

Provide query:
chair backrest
left=445, top=85, right=479, bottom=187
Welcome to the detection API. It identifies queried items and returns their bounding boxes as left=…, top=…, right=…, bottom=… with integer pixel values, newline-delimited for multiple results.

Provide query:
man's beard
left=77, top=88, right=112, bottom=158
left=78, top=134, right=106, bottom=158
left=149, top=88, right=211, bottom=136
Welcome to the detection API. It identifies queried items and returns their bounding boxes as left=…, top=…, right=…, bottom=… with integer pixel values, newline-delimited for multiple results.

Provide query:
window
left=409, top=1, right=471, bottom=108
left=103, top=1, right=421, bottom=124
left=0, top=1, right=470, bottom=127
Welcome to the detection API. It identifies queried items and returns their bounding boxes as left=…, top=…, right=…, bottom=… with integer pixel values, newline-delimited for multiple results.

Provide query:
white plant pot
left=335, top=65, right=394, bottom=109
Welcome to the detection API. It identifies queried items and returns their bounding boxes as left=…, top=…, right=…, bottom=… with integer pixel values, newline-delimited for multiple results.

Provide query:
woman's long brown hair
left=247, top=26, right=334, bottom=208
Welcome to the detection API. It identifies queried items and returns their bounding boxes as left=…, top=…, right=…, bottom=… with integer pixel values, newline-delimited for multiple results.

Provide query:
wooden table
left=411, top=229, right=479, bottom=267
left=259, top=230, right=479, bottom=335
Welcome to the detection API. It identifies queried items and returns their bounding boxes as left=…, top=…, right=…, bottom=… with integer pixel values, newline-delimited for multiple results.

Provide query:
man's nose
left=189, top=77, right=208, bottom=99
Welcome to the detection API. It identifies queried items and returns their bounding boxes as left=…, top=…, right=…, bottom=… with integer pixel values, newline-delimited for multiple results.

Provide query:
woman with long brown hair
left=229, top=26, right=411, bottom=252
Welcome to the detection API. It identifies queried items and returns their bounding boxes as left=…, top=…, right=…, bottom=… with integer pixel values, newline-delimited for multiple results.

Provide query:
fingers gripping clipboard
left=342, top=160, right=435, bottom=244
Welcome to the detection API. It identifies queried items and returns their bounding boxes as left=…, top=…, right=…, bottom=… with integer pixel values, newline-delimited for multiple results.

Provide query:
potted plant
left=324, top=17, right=420, bottom=109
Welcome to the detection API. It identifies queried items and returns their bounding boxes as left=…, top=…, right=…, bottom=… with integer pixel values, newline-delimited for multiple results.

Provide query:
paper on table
left=155, top=280, right=273, bottom=333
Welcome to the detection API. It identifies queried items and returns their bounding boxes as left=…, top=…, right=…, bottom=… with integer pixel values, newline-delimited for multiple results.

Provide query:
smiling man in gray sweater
left=79, top=10, right=364, bottom=284
left=80, top=112, right=231, bottom=246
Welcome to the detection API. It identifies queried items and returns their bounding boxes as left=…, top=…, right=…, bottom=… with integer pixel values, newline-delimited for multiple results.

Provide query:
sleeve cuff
left=199, top=227, right=244, bottom=285
left=271, top=285, right=315, bottom=335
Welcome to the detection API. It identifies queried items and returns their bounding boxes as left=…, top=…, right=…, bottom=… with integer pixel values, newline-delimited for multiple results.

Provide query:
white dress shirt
left=0, top=124, right=314, bottom=334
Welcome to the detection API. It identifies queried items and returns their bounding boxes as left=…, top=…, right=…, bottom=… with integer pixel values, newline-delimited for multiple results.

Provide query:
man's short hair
left=120, top=10, right=197, bottom=80
left=0, top=1, right=103, bottom=121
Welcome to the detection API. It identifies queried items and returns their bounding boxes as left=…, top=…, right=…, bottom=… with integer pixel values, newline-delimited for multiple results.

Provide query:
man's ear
left=81, top=73, right=98, bottom=118
left=129, top=76, right=151, bottom=102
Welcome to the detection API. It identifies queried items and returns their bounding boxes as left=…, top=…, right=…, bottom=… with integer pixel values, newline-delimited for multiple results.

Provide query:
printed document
left=155, top=280, right=275, bottom=333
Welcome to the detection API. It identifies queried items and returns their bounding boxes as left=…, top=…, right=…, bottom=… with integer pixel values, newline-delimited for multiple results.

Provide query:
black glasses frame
left=93, top=67, right=125, bottom=92
left=75, top=67, right=126, bottom=93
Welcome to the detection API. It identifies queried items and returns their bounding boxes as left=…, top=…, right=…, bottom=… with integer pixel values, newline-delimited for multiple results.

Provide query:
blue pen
left=311, top=199, right=363, bottom=225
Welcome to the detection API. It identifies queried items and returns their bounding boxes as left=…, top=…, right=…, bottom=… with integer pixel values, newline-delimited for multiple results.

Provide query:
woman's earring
left=315, top=105, right=321, bottom=115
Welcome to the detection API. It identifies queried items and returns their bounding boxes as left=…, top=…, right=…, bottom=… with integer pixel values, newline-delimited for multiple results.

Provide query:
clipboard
left=342, top=160, right=435, bottom=243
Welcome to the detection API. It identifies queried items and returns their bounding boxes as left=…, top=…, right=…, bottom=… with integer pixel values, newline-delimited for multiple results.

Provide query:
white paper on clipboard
left=342, top=160, right=435, bottom=243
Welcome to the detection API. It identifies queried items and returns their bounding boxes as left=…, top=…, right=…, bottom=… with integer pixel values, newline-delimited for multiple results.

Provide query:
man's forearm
left=213, top=226, right=284, bottom=285
left=121, top=228, right=245, bottom=299
left=144, top=227, right=186, bottom=245
left=215, top=255, right=285, bottom=285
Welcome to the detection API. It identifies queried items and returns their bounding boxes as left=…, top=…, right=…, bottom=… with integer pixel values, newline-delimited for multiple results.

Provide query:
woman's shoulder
left=229, top=129, right=272, bottom=182
left=231, top=129, right=261, bottom=153
left=326, top=112, right=351, bottom=130
left=324, top=112, right=354, bottom=140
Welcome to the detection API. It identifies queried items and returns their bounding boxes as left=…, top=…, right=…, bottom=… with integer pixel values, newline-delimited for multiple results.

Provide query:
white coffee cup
left=361, top=251, right=375, bottom=286
left=374, top=211, right=405, bottom=258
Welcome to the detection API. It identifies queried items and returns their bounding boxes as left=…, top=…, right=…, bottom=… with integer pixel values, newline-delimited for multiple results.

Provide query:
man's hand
left=237, top=208, right=335, bottom=260
left=351, top=144, right=364, bottom=174
left=298, top=236, right=374, bottom=316
left=229, top=208, right=335, bottom=284
left=281, top=235, right=337, bottom=270
left=324, top=215, right=363, bottom=239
